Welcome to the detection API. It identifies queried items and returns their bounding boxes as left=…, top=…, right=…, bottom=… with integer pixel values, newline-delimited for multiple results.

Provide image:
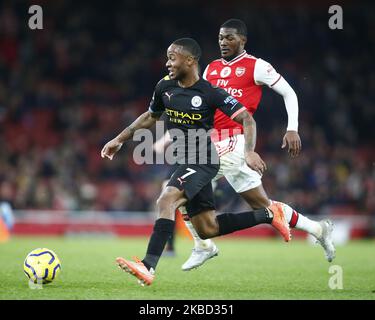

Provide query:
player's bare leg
left=181, top=182, right=219, bottom=271
left=179, top=207, right=215, bottom=250
left=183, top=186, right=290, bottom=271
left=240, top=185, right=335, bottom=262
left=180, top=206, right=219, bottom=271
left=239, top=184, right=271, bottom=209
left=160, top=181, right=215, bottom=259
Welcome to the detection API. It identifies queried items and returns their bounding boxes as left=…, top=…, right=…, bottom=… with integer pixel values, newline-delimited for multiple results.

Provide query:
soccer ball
left=23, top=248, right=62, bottom=284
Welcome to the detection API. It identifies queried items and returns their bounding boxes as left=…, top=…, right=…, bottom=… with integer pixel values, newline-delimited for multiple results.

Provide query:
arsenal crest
left=235, top=67, right=246, bottom=77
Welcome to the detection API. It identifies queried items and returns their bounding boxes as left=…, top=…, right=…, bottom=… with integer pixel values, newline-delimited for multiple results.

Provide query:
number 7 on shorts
left=177, top=167, right=196, bottom=185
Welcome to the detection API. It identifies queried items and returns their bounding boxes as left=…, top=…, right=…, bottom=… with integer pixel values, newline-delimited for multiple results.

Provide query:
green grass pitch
left=1, top=236, right=374, bottom=300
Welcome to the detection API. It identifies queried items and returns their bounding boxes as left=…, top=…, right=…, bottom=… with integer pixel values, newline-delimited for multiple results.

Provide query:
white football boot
left=182, top=244, right=219, bottom=271
left=315, top=219, right=336, bottom=262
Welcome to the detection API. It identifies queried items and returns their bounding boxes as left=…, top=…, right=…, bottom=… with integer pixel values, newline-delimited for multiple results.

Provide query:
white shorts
left=213, top=134, right=262, bottom=193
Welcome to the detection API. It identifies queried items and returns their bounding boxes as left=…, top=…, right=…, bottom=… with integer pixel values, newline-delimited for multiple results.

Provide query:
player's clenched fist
left=245, top=151, right=267, bottom=176
left=101, top=138, right=123, bottom=160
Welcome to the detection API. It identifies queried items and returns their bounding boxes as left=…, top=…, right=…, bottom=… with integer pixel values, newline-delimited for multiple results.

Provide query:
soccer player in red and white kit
left=174, top=19, right=335, bottom=270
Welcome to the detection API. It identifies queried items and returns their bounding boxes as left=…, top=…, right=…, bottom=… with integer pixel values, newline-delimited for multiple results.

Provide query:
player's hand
left=282, top=131, right=301, bottom=158
left=101, top=138, right=123, bottom=160
left=245, top=151, right=267, bottom=176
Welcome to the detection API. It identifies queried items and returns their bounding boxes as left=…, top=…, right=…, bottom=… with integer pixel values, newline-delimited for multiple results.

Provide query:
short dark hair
left=172, top=38, right=202, bottom=61
left=221, top=19, right=247, bottom=37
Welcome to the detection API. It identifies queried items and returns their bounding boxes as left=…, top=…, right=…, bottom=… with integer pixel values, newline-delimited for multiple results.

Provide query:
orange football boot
left=116, top=256, right=155, bottom=286
left=267, top=201, right=292, bottom=242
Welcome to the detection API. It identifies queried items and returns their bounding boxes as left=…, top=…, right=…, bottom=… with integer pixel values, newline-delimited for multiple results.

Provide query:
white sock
left=184, top=220, right=213, bottom=249
left=178, top=206, right=214, bottom=249
left=277, top=202, right=322, bottom=238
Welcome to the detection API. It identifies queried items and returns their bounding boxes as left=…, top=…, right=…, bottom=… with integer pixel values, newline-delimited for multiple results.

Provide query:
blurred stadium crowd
left=0, top=1, right=373, bottom=216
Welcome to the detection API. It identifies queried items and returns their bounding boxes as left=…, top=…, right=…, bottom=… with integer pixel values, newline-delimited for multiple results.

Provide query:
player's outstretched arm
left=254, top=59, right=301, bottom=157
left=101, top=111, right=159, bottom=160
left=232, top=111, right=267, bottom=176
left=271, top=78, right=301, bottom=157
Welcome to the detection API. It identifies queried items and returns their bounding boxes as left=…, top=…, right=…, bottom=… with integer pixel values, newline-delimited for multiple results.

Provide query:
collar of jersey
left=220, top=50, right=247, bottom=66
left=177, top=77, right=202, bottom=89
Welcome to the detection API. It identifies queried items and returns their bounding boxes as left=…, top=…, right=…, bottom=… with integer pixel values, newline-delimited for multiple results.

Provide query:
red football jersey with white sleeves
left=203, top=51, right=282, bottom=141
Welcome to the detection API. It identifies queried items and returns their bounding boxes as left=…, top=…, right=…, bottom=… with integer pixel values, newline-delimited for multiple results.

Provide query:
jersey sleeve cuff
left=286, top=123, right=299, bottom=131
left=230, top=107, right=247, bottom=120
left=148, top=107, right=163, bottom=116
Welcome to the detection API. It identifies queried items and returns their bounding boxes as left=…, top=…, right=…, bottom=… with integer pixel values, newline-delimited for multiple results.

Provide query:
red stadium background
left=0, top=0, right=374, bottom=242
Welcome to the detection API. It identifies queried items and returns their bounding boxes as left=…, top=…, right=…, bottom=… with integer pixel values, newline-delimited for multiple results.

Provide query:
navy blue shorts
left=167, top=163, right=219, bottom=217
